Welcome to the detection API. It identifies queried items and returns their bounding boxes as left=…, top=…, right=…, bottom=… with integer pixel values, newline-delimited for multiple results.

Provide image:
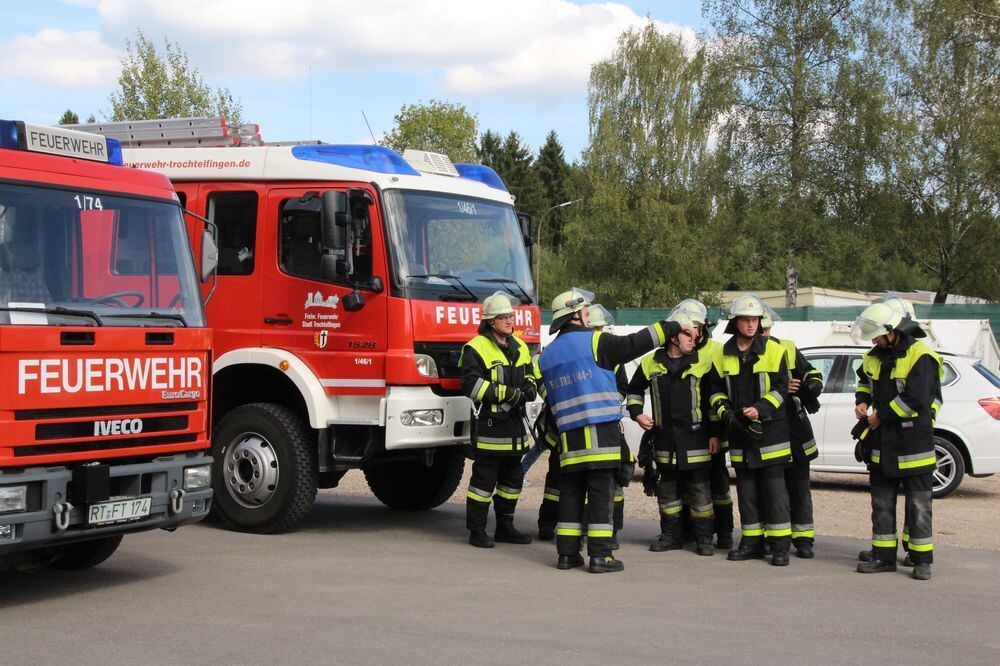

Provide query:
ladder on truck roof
left=67, top=117, right=265, bottom=148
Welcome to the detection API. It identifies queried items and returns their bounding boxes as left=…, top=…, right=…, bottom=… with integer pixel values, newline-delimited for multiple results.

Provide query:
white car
left=620, top=347, right=1000, bottom=498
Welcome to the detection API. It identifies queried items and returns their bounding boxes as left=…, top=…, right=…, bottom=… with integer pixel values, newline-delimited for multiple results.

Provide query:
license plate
left=87, top=497, right=152, bottom=526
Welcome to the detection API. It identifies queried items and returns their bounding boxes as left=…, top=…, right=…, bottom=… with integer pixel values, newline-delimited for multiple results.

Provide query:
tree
left=57, top=110, right=79, bottom=125
left=108, top=30, right=243, bottom=123
left=494, top=131, right=544, bottom=219
left=704, top=0, right=857, bottom=303
left=384, top=100, right=478, bottom=162
left=534, top=131, right=573, bottom=249
left=557, top=21, right=722, bottom=307
left=879, top=0, right=1000, bottom=301
left=477, top=129, right=504, bottom=169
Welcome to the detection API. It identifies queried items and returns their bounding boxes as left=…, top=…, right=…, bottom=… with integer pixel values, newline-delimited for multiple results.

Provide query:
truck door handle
left=264, top=315, right=293, bottom=325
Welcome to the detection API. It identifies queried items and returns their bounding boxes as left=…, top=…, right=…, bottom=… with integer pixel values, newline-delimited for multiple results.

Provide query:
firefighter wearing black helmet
left=706, top=294, right=794, bottom=566
left=460, top=291, right=536, bottom=549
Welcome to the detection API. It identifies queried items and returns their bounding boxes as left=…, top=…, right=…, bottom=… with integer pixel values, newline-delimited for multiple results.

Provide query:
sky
left=1, top=0, right=707, bottom=161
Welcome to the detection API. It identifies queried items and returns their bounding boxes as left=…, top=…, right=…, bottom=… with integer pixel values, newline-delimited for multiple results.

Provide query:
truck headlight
left=0, top=486, right=26, bottom=514
left=400, top=409, right=444, bottom=427
left=414, top=354, right=439, bottom=378
left=0, top=524, right=14, bottom=542
left=183, top=464, right=212, bottom=490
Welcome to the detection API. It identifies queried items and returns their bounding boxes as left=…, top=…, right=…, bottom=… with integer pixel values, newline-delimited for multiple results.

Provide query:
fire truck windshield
left=383, top=190, right=535, bottom=303
left=0, top=182, right=205, bottom=327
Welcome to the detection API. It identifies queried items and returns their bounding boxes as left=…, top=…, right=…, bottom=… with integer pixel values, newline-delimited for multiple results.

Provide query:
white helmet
left=761, top=305, right=781, bottom=330
left=851, top=302, right=904, bottom=343
left=724, top=293, right=765, bottom=334
left=481, top=291, right=516, bottom=320
left=588, top=304, right=614, bottom=329
left=670, top=299, right=708, bottom=327
left=549, top=287, right=595, bottom=334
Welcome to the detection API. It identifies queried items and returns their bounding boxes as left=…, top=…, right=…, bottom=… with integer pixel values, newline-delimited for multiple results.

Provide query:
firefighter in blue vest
left=538, top=288, right=693, bottom=573
left=673, top=299, right=734, bottom=549
left=627, top=310, right=719, bottom=556
left=460, top=291, right=536, bottom=548
left=707, top=294, right=794, bottom=566
left=760, top=308, right=824, bottom=558
left=852, top=300, right=941, bottom=581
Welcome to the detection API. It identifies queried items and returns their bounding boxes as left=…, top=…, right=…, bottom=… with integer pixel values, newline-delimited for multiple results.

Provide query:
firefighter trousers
left=658, top=467, right=713, bottom=543
left=682, top=452, right=733, bottom=541
left=556, top=467, right=615, bottom=558
left=613, top=481, right=624, bottom=534
left=785, top=459, right=814, bottom=547
left=870, top=468, right=934, bottom=564
left=538, top=449, right=561, bottom=533
left=735, top=464, right=791, bottom=552
left=466, top=454, right=525, bottom=532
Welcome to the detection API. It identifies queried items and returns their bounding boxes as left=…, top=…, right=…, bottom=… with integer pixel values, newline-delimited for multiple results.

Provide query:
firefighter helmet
left=851, top=302, right=904, bottom=343
left=481, top=291, right=517, bottom=320
left=724, top=293, right=766, bottom=334
left=549, top=287, right=595, bottom=334
left=588, top=304, right=614, bottom=329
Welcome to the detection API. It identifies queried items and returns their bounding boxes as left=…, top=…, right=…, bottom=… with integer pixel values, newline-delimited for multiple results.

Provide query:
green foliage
left=108, top=30, right=243, bottom=123
left=57, top=110, right=79, bottom=125
left=494, top=131, right=544, bottom=219
left=384, top=99, right=478, bottom=162
left=477, top=130, right=503, bottom=169
left=534, top=131, right=573, bottom=249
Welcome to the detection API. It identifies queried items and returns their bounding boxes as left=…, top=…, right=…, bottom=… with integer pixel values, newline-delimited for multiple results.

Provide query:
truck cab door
left=261, top=186, right=389, bottom=396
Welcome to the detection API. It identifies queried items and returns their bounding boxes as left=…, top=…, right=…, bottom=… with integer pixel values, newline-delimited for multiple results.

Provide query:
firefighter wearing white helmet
left=760, top=307, right=824, bottom=558
left=851, top=302, right=942, bottom=581
left=707, top=293, right=795, bottom=566
left=460, top=291, right=536, bottom=549
left=628, top=310, right=718, bottom=556
left=538, top=288, right=696, bottom=572
left=671, top=299, right=734, bottom=549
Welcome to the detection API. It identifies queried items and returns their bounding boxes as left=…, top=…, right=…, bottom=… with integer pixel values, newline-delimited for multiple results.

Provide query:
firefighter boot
left=589, top=555, right=625, bottom=573
left=494, top=515, right=532, bottom=544
left=650, top=515, right=683, bottom=552
left=714, top=502, right=734, bottom=550
left=537, top=526, right=555, bottom=541
left=557, top=553, right=585, bottom=570
left=695, top=537, right=715, bottom=557
left=794, top=542, right=815, bottom=559
left=770, top=541, right=790, bottom=567
left=912, top=564, right=932, bottom=580
left=469, top=530, right=495, bottom=549
left=858, top=549, right=873, bottom=562
left=727, top=542, right=765, bottom=561
left=857, top=559, right=897, bottom=574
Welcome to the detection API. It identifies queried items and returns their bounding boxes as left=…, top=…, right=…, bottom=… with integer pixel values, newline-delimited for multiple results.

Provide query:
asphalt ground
left=2, top=493, right=999, bottom=665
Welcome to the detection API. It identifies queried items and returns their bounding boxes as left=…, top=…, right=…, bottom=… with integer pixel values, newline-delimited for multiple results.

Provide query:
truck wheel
left=932, top=436, right=965, bottom=499
left=50, top=536, right=123, bottom=570
left=364, top=446, right=465, bottom=510
left=211, top=403, right=317, bottom=533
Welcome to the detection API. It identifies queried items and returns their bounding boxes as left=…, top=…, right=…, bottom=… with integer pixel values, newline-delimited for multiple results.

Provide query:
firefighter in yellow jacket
left=460, top=292, right=536, bottom=548
left=852, top=300, right=941, bottom=581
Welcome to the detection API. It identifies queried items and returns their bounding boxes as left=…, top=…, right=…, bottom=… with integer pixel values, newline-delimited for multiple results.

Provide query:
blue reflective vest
left=538, top=331, right=622, bottom=434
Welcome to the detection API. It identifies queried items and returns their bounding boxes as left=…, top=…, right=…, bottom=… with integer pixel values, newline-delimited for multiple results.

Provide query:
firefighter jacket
left=698, top=338, right=726, bottom=448
left=707, top=334, right=791, bottom=469
left=625, top=348, right=714, bottom=470
left=854, top=335, right=943, bottom=478
left=773, top=336, right=824, bottom=463
left=460, top=333, right=535, bottom=456
left=538, top=321, right=679, bottom=472
left=531, top=354, right=560, bottom=452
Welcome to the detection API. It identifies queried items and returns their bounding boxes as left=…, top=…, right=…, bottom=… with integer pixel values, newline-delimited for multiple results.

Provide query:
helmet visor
left=589, top=304, right=614, bottom=328
left=851, top=316, right=889, bottom=343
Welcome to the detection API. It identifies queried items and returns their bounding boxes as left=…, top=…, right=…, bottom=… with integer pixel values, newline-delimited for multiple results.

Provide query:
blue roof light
left=0, top=120, right=22, bottom=150
left=106, top=137, right=123, bottom=166
left=454, top=163, right=508, bottom=192
left=291, top=145, right=420, bottom=176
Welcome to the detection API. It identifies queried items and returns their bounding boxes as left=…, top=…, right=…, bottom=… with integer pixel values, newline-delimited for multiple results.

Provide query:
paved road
left=2, top=494, right=999, bottom=665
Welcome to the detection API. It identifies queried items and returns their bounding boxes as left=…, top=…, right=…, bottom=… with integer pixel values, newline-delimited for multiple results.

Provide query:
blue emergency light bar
left=0, top=119, right=123, bottom=166
left=292, top=144, right=420, bottom=176
left=454, top=163, right=508, bottom=192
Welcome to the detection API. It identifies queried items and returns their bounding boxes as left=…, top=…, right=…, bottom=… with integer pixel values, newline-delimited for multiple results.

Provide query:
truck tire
left=50, top=536, right=123, bottom=570
left=932, top=436, right=965, bottom=499
left=364, top=446, right=465, bottom=511
left=211, top=403, right=317, bottom=534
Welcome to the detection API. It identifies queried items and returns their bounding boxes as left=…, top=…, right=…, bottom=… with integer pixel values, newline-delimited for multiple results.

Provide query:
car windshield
left=382, top=189, right=535, bottom=303
left=975, top=363, right=1000, bottom=389
left=0, top=182, right=204, bottom=327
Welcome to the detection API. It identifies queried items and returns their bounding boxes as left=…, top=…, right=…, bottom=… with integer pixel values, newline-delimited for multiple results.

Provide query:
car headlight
left=0, top=486, right=26, bottom=514
left=400, top=409, right=444, bottom=427
left=414, top=354, right=439, bottom=378
left=183, top=464, right=212, bottom=490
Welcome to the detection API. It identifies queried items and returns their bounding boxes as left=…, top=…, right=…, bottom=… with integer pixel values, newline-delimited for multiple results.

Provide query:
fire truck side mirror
left=320, top=190, right=352, bottom=279
left=200, top=229, right=219, bottom=282
left=517, top=212, right=533, bottom=246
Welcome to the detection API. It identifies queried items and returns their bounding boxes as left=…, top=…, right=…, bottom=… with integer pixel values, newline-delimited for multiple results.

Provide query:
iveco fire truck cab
left=85, top=118, right=541, bottom=534
left=0, top=120, right=215, bottom=570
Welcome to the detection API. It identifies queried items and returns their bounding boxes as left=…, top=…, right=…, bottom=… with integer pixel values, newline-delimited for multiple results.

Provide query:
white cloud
left=89, top=0, right=696, bottom=100
left=0, top=29, right=120, bottom=88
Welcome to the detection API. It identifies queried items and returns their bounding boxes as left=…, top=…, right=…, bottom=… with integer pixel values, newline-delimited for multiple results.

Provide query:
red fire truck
left=78, top=118, right=541, bottom=533
left=0, top=120, right=215, bottom=570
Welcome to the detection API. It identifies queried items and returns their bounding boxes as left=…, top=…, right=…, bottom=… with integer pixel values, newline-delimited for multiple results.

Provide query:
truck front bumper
left=382, top=386, right=473, bottom=450
left=0, top=453, right=213, bottom=556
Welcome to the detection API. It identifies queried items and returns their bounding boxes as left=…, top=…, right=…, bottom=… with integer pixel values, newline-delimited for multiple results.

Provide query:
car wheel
left=49, top=536, right=123, bottom=569
left=932, top=436, right=965, bottom=499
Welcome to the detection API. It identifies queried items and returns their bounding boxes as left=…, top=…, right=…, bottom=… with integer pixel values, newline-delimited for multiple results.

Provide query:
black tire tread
left=365, top=447, right=465, bottom=511
left=212, top=402, right=317, bottom=534
left=50, top=535, right=123, bottom=570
